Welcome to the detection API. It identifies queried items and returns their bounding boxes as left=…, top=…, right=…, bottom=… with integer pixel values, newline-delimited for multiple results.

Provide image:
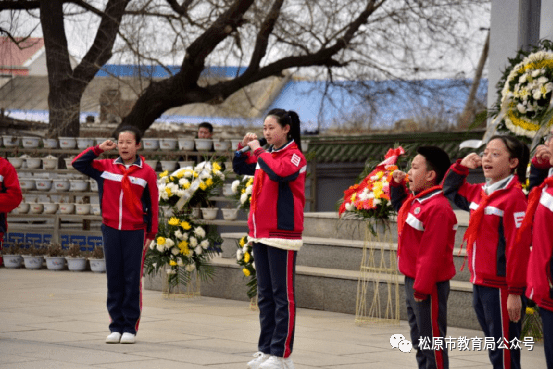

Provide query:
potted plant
left=1, top=242, right=23, bottom=269
left=21, top=243, right=46, bottom=270
left=65, top=243, right=87, bottom=271
left=45, top=243, right=66, bottom=270
left=88, top=245, right=106, bottom=273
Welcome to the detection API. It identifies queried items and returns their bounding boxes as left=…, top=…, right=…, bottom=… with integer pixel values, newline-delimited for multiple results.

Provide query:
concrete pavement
left=0, top=268, right=546, bottom=368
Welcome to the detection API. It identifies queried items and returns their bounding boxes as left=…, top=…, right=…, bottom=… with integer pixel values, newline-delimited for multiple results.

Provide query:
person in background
left=233, top=108, right=306, bottom=369
left=443, top=135, right=530, bottom=369
left=72, top=125, right=158, bottom=345
left=0, top=156, right=23, bottom=266
left=391, top=146, right=456, bottom=369
left=518, top=128, right=553, bottom=369
left=197, top=121, right=213, bottom=139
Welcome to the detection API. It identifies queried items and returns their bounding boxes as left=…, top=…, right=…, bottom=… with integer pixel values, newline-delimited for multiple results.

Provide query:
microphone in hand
left=235, top=138, right=267, bottom=156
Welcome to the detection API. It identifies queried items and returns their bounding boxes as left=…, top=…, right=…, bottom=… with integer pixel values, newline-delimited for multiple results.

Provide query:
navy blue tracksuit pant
left=540, top=307, right=553, bottom=369
left=253, top=242, right=297, bottom=358
left=102, top=224, right=147, bottom=335
left=473, top=285, right=526, bottom=369
left=405, top=276, right=450, bottom=369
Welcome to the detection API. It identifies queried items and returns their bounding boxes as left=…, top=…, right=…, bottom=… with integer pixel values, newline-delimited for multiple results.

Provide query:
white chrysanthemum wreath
left=501, top=51, right=553, bottom=138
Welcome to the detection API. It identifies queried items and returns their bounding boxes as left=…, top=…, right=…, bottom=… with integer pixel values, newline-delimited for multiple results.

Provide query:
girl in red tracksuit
left=518, top=130, right=553, bottom=368
left=443, top=135, right=530, bottom=369
left=233, top=109, right=306, bottom=369
left=0, top=157, right=23, bottom=265
left=72, top=126, right=158, bottom=345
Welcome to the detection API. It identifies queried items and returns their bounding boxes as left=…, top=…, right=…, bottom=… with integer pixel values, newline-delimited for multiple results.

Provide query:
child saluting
left=391, top=146, right=456, bottom=369
left=72, top=126, right=158, bottom=345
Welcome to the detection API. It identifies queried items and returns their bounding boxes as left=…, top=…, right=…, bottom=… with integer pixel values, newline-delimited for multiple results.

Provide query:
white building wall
left=487, top=0, right=521, bottom=110
left=541, top=1, right=553, bottom=40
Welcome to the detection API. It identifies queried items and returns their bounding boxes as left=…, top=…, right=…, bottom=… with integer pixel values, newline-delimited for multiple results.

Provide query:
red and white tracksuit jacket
left=0, top=157, right=23, bottom=245
left=526, top=163, right=553, bottom=312
left=72, top=146, right=158, bottom=239
left=233, top=140, right=306, bottom=247
left=391, top=184, right=457, bottom=299
left=443, top=161, right=530, bottom=295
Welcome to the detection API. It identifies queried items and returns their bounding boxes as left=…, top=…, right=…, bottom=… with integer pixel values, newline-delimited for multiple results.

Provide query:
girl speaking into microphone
left=233, top=109, right=306, bottom=369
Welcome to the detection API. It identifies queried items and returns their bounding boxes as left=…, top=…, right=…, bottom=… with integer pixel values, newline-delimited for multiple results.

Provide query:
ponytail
left=266, top=108, right=303, bottom=152
left=489, top=135, right=530, bottom=183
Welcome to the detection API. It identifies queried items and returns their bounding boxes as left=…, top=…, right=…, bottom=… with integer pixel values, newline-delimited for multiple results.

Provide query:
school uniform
left=0, top=157, right=23, bottom=263
left=233, top=139, right=306, bottom=358
left=524, top=163, right=553, bottom=368
left=391, top=183, right=457, bottom=369
left=73, top=146, right=158, bottom=335
left=443, top=161, right=530, bottom=369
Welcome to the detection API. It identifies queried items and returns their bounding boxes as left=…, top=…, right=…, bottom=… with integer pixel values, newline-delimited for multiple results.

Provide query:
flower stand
left=355, top=220, right=400, bottom=325
left=3, top=255, right=23, bottom=269
left=162, top=269, right=201, bottom=298
left=45, top=256, right=65, bottom=270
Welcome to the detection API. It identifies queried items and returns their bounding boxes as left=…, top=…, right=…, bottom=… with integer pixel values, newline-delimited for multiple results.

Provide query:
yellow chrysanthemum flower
left=193, top=172, right=198, bottom=178
left=176, top=171, right=184, bottom=179
left=169, top=176, right=174, bottom=181
left=239, top=237, right=246, bottom=247
left=159, top=170, right=169, bottom=178
left=241, top=188, right=246, bottom=194
left=181, top=221, right=191, bottom=230
left=350, top=193, right=357, bottom=202
left=212, top=162, right=221, bottom=171
left=165, top=187, right=172, bottom=196
left=178, top=240, right=190, bottom=255
left=206, top=178, right=213, bottom=187
left=526, top=307, right=535, bottom=315
left=243, top=268, right=251, bottom=277
left=169, top=260, right=177, bottom=266
left=157, top=237, right=166, bottom=245
left=199, top=181, right=207, bottom=190
left=244, top=252, right=251, bottom=263
left=183, top=182, right=190, bottom=189
left=168, top=217, right=179, bottom=226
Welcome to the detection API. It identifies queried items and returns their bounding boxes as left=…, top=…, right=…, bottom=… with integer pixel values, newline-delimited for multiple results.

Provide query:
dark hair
left=488, top=135, right=530, bottom=183
left=416, top=146, right=451, bottom=185
left=115, top=125, right=142, bottom=144
left=265, top=108, right=302, bottom=152
left=198, top=122, right=213, bottom=133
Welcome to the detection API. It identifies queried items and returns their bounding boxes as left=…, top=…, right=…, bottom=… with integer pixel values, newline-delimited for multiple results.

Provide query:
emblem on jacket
left=291, top=154, right=300, bottom=167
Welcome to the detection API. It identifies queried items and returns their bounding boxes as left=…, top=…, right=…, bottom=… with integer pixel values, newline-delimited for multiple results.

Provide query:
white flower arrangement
left=500, top=50, right=553, bottom=138
left=230, top=175, right=254, bottom=210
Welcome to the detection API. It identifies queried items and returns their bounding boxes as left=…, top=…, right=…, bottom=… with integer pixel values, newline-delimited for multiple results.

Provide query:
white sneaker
left=247, top=351, right=270, bottom=369
left=120, top=332, right=136, bottom=344
left=259, top=356, right=295, bottom=369
left=105, top=332, right=121, bottom=344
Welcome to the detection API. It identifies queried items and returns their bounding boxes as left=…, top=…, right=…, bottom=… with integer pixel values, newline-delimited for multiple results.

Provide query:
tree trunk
left=459, top=30, right=490, bottom=130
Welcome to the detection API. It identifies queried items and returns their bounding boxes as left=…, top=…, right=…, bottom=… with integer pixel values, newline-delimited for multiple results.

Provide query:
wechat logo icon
left=390, top=334, right=413, bottom=353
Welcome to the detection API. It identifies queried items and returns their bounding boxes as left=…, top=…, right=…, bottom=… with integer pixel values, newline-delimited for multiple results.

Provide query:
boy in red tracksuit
left=518, top=130, right=553, bottom=368
left=72, top=126, right=158, bottom=345
left=391, top=146, right=456, bottom=369
left=0, top=157, right=23, bottom=265
left=234, top=109, right=306, bottom=369
left=443, top=135, right=530, bottom=369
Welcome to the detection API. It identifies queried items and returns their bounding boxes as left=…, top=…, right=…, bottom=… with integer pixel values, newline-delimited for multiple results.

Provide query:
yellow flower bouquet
left=157, top=160, right=226, bottom=210
left=144, top=214, right=223, bottom=288
left=235, top=234, right=257, bottom=299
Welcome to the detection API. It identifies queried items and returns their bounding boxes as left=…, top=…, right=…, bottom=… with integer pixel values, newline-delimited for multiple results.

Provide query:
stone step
left=144, top=257, right=479, bottom=330
left=220, top=232, right=471, bottom=282
left=303, top=211, right=470, bottom=247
